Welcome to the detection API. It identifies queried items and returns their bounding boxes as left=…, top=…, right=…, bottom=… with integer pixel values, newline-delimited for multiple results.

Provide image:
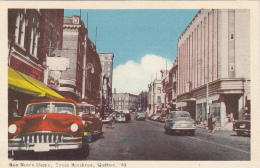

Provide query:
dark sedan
left=233, top=114, right=250, bottom=136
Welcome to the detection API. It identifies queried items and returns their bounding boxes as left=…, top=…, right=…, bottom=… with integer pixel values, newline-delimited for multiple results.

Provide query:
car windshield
left=243, top=115, right=250, bottom=120
left=25, top=102, right=75, bottom=116
left=138, top=113, right=146, bottom=117
left=168, top=111, right=191, bottom=119
left=90, top=107, right=95, bottom=114
left=77, top=108, right=90, bottom=115
left=116, top=113, right=125, bottom=117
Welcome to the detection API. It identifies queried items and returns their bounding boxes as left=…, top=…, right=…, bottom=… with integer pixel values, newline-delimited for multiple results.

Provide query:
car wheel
left=165, top=129, right=169, bottom=134
left=236, top=131, right=243, bottom=136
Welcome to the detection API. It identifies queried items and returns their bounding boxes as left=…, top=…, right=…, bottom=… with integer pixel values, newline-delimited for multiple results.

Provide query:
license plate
left=181, top=124, right=188, bottom=127
left=240, top=124, right=246, bottom=128
left=34, top=143, right=50, bottom=152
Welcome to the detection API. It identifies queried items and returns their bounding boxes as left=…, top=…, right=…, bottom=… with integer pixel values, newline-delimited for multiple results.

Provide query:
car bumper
left=8, top=142, right=82, bottom=152
left=232, top=128, right=250, bottom=132
left=165, top=126, right=196, bottom=131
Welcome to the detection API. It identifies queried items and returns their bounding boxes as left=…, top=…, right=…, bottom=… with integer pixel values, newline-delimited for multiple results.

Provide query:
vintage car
left=8, top=99, right=91, bottom=156
left=134, top=112, right=146, bottom=121
left=233, top=114, right=251, bottom=136
left=115, top=112, right=127, bottom=122
left=164, top=111, right=196, bottom=136
left=150, top=113, right=161, bottom=121
left=76, top=102, right=102, bottom=141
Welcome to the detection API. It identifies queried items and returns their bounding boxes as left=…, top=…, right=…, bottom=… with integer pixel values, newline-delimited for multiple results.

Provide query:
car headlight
left=8, top=124, right=17, bottom=134
left=70, top=123, right=79, bottom=132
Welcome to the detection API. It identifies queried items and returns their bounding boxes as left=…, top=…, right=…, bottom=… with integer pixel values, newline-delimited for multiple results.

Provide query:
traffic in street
left=9, top=114, right=250, bottom=161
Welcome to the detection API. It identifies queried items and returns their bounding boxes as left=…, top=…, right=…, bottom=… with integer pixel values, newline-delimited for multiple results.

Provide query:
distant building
left=177, top=9, right=250, bottom=129
left=99, top=53, right=114, bottom=116
left=113, top=92, right=139, bottom=112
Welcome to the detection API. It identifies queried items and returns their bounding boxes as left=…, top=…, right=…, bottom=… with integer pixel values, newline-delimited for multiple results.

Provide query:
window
left=49, top=25, right=53, bottom=56
left=230, top=34, right=234, bottom=40
left=30, top=19, right=39, bottom=57
left=56, top=33, right=60, bottom=49
left=15, top=11, right=26, bottom=47
left=157, top=96, right=161, bottom=103
left=158, top=87, right=161, bottom=94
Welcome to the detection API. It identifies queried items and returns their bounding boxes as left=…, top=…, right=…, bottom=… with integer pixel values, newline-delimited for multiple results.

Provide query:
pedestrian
left=212, top=116, right=216, bottom=132
left=207, top=114, right=213, bottom=132
left=107, top=114, right=115, bottom=128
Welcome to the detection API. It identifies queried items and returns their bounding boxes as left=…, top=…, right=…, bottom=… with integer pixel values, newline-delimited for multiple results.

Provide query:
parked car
left=77, top=102, right=102, bottom=142
left=115, top=112, right=127, bottom=123
left=8, top=99, right=91, bottom=156
left=233, top=114, right=250, bottom=136
left=164, top=111, right=196, bottom=136
left=134, top=112, right=146, bottom=121
left=158, top=113, right=167, bottom=123
left=150, top=113, right=161, bottom=121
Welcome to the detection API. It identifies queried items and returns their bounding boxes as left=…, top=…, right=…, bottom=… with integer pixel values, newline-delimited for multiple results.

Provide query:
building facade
left=58, top=16, right=102, bottom=106
left=177, top=9, right=250, bottom=129
left=8, top=9, right=64, bottom=124
left=113, top=92, right=139, bottom=112
left=99, top=53, right=114, bottom=116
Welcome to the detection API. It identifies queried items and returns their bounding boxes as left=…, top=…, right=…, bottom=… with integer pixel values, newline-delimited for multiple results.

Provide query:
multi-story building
left=99, top=53, right=114, bottom=116
left=8, top=9, right=64, bottom=124
left=177, top=9, right=250, bottom=129
left=147, top=78, right=165, bottom=116
left=167, top=58, right=178, bottom=111
left=138, top=91, right=148, bottom=112
left=113, top=92, right=139, bottom=112
left=58, top=16, right=102, bottom=106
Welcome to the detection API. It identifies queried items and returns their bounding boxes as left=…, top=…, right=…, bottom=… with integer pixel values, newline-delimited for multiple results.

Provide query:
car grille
left=14, top=133, right=73, bottom=143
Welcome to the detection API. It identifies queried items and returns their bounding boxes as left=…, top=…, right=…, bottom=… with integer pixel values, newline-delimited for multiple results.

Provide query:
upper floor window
left=15, top=11, right=26, bottom=48
left=30, top=19, right=39, bottom=57
left=230, top=33, right=234, bottom=40
left=157, top=87, right=161, bottom=94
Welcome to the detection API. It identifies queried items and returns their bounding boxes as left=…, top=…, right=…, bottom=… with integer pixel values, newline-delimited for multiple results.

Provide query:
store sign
left=47, top=57, right=70, bottom=71
left=10, top=56, right=43, bottom=81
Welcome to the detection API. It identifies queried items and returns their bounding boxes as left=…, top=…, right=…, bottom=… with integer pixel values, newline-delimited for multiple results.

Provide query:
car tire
left=165, top=129, right=169, bottom=134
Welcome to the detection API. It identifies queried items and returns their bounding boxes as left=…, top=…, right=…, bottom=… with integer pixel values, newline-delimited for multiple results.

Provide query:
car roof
left=28, top=98, right=77, bottom=106
left=76, top=102, right=95, bottom=108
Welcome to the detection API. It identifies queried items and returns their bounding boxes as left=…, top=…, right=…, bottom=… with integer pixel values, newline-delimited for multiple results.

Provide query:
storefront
left=8, top=67, right=64, bottom=124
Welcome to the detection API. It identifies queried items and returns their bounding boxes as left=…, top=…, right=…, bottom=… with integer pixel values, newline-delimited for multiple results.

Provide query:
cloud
left=113, top=54, right=173, bottom=95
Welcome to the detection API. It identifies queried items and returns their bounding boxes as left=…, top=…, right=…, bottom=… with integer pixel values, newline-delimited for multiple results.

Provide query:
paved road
left=10, top=118, right=250, bottom=161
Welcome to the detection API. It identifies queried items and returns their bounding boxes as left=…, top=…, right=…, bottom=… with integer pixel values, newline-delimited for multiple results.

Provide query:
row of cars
left=8, top=98, right=103, bottom=157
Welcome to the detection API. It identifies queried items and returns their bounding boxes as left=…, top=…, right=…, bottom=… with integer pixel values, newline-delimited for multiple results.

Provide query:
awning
left=8, top=67, right=64, bottom=99
left=181, top=98, right=196, bottom=102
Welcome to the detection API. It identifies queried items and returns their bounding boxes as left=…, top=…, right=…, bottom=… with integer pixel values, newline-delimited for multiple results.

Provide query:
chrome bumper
left=8, top=142, right=82, bottom=152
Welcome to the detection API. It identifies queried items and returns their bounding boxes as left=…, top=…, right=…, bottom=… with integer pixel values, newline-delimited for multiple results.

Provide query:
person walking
left=207, top=114, right=213, bottom=133
left=107, top=113, right=115, bottom=128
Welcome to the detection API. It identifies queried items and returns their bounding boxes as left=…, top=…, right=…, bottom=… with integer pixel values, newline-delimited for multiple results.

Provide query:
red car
left=8, top=99, right=91, bottom=156
left=77, top=102, right=103, bottom=142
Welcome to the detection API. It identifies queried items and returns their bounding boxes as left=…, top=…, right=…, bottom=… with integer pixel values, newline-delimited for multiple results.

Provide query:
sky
left=64, top=9, right=199, bottom=95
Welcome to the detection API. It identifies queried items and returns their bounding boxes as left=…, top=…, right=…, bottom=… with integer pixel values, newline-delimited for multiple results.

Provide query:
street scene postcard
left=1, top=1, right=260, bottom=168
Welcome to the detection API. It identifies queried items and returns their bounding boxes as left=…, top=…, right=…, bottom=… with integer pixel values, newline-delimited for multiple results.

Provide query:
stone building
left=177, top=9, right=250, bottom=129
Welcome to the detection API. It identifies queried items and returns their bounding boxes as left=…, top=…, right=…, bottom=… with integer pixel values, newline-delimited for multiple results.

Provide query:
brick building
left=59, top=16, right=102, bottom=106
left=8, top=9, right=64, bottom=124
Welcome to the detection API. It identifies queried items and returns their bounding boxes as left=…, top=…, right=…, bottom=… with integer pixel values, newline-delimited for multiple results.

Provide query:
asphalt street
left=9, top=118, right=250, bottom=161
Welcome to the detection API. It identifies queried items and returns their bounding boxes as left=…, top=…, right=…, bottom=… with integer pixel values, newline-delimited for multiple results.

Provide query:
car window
left=90, top=107, right=95, bottom=114
left=25, top=102, right=75, bottom=116
left=77, top=108, right=90, bottom=115
left=168, top=112, right=190, bottom=119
